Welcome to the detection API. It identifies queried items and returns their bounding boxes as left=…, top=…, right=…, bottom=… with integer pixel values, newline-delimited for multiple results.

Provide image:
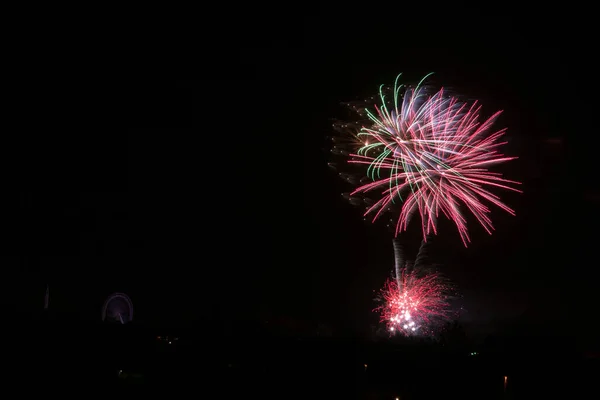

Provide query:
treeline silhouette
left=4, top=312, right=598, bottom=398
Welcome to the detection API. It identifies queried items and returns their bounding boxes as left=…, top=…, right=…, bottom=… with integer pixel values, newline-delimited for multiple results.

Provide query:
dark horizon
left=4, top=10, right=598, bottom=346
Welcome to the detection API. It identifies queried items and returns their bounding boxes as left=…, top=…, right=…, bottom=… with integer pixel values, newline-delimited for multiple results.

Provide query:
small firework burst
left=375, top=266, right=454, bottom=336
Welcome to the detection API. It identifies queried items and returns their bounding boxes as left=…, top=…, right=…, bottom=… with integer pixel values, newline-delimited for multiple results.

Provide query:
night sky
left=6, top=9, right=598, bottom=340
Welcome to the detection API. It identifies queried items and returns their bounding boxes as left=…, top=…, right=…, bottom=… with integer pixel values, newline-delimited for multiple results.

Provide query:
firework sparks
left=375, top=266, right=454, bottom=336
left=338, top=73, right=521, bottom=245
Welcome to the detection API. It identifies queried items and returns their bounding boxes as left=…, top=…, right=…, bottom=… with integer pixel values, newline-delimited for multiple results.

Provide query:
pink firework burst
left=347, top=74, right=522, bottom=245
left=375, top=267, right=453, bottom=336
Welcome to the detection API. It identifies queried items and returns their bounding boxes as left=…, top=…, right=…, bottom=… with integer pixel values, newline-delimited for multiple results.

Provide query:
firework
left=374, top=233, right=455, bottom=336
left=376, top=270, right=453, bottom=336
left=376, top=263, right=454, bottom=336
left=335, top=73, right=521, bottom=245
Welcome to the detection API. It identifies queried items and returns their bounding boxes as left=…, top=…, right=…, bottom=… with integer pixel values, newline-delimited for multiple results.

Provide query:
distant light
left=168, top=341, right=172, bottom=344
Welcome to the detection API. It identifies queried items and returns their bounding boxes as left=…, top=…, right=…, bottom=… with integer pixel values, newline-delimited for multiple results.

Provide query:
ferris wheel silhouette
left=101, top=292, right=133, bottom=324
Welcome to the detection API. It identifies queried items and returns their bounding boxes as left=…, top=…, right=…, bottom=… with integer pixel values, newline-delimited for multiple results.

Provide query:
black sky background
left=4, top=8, right=598, bottom=340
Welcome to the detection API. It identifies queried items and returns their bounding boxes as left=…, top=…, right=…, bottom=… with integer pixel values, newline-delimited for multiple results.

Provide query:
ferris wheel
left=102, top=292, right=133, bottom=324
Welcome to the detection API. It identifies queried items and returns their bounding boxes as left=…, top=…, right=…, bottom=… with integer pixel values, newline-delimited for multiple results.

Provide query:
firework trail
left=394, top=212, right=437, bottom=288
left=335, top=73, right=521, bottom=246
left=392, top=238, right=404, bottom=286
